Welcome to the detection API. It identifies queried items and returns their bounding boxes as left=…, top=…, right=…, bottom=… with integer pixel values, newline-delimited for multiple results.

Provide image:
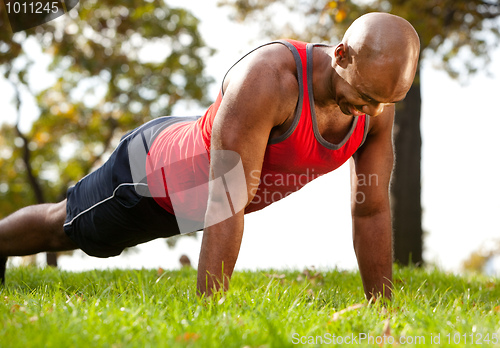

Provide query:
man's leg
left=0, top=200, right=77, bottom=284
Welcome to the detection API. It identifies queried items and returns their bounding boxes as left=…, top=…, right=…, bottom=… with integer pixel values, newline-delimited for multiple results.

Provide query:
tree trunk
left=391, top=66, right=423, bottom=266
left=46, top=252, right=58, bottom=267
left=14, top=127, right=59, bottom=268
left=13, top=90, right=58, bottom=268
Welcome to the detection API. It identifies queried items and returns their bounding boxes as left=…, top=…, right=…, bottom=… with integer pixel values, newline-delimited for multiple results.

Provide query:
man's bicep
left=351, top=107, right=395, bottom=216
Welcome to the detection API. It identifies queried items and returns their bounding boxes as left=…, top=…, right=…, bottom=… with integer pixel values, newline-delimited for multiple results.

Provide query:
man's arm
left=350, top=105, right=395, bottom=300
left=196, top=45, right=298, bottom=297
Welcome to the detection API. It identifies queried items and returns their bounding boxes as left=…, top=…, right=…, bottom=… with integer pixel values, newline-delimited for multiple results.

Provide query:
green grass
left=0, top=266, right=499, bottom=347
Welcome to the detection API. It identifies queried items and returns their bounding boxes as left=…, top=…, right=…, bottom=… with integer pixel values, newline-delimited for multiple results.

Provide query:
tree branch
left=10, top=81, right=46, bottom=205
left=86, top=117, right=118, bottom=171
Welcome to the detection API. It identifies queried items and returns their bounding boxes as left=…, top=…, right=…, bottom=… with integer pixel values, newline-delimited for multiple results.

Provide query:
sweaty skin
left=198, top=12, right=420, bottom=299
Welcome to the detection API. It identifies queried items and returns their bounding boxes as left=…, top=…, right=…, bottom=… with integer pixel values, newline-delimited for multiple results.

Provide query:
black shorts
left=63, top=116, right=201, bottom=258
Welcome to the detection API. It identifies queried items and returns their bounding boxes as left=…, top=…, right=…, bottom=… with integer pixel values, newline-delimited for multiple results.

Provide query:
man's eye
left=358, top=95, right=370, bottom=103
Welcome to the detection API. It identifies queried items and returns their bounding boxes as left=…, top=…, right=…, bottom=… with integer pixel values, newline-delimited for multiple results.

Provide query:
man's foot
left=0, top=256, right=7, bottom=285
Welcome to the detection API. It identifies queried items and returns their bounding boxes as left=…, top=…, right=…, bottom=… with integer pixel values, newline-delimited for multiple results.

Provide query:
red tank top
left=148, top=40, right=369, bottom=216
left=197, top=40, right=369, bottom=213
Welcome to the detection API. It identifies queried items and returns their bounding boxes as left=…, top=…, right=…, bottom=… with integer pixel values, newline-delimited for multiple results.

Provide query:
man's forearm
left=352, top=209, right=393, bottom=300
left=196, top=210, right=244, bottom=297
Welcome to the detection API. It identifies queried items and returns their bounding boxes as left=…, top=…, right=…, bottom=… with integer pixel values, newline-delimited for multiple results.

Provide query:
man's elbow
left=351, top=200, right=390, bottom=219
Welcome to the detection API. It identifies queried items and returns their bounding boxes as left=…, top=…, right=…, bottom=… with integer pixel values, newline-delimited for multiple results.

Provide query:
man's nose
left=363, top=103, right=385, bottom=117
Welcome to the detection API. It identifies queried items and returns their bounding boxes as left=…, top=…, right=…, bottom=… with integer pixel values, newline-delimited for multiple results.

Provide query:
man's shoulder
left=261, top=43, right=301, bottom=85
left=224, top=42, right=300, bottom=114
left=226, top=42, right=299, bottom=89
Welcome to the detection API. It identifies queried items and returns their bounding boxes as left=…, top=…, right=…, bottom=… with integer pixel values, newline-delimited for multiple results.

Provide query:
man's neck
left=311, top=46, right=337, bottom=107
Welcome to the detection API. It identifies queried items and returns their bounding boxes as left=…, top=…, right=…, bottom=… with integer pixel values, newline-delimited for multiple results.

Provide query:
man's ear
left=334, top=43, right=348, bottom=68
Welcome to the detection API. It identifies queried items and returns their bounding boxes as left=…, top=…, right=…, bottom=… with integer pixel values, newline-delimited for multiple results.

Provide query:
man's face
left=333, top=55, right=409, bottom=117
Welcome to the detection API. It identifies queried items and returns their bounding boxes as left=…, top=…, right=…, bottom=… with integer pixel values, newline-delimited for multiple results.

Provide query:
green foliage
left=0, top=1, right=214, bottom=216
left=374, top=0, right=500, bottom=79
left=219, top=0, right=500, bottom=78
left=1, top=267, right=499, bottom=347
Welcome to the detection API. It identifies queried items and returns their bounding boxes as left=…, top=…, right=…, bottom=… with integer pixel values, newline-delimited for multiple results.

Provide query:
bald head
left=333, top=13, right=420, bottom=109
left=343, top=12, right=420, bottom=57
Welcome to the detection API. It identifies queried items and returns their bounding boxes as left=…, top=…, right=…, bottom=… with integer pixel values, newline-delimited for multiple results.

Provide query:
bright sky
left=2, top=2, right=499, bottom=274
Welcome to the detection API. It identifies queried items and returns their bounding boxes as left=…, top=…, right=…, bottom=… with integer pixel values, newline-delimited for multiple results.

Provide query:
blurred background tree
left=219, top=0, right=500, bottom=265
left=0, top=0, right=213, bottom=266
left=462, top=239, right=500, bottom=274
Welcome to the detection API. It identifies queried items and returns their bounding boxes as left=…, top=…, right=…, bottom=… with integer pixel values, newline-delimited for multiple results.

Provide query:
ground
left=1, top=266, right=499, bottom=347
